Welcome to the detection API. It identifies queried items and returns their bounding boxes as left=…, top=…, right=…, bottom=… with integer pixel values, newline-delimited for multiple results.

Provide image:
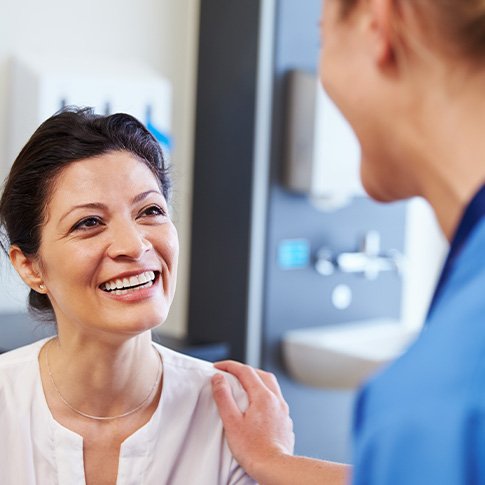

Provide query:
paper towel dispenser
left=284, top=70, right=363, bottom=210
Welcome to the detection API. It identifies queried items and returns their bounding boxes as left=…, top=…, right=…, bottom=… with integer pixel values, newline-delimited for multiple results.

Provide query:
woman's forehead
left=47, top=153, right=162, bottom=211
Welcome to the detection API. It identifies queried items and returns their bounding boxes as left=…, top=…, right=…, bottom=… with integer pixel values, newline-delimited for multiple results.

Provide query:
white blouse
left=0, top=338, right=256, bottom=485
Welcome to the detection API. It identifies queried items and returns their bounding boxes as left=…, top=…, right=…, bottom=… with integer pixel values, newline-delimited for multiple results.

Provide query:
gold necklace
left=45, top=338, right=162, bottom=421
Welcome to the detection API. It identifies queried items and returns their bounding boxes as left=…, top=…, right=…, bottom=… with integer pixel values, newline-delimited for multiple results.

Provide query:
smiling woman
left=22, top=150, right=179, bottom=337
left=0, top=107, right=255, bottom=485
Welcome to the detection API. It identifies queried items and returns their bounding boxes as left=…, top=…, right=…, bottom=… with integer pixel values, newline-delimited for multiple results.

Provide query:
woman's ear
left=9, top=245, right=47, bottom=293
left=368, top=0, right=396, bottom=66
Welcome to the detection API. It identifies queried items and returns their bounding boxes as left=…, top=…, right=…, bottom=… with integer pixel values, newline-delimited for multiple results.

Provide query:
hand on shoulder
left=211, top=360, right=295, bottom=476
left=211, top=361, right=350, bottom=485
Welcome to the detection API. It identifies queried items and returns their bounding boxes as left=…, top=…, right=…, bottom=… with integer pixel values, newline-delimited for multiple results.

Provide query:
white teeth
left=112, top=280, right=153, bottom=295
left=101, top=271, right=157, bottom=292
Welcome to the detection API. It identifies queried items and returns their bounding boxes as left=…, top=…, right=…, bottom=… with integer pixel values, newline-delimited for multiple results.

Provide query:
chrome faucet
left=315, top=231, right=404, bottom=280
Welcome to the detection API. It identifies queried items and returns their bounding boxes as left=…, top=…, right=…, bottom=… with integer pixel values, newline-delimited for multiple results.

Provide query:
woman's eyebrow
left=131, top=190, right=162, bottom=204
left=59, top=190, right=163, bottom=224
left=59, top=202, right=107, bottom=223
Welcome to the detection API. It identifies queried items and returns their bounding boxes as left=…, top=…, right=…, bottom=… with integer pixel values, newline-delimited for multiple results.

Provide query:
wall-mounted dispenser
left=6, top=55, right=172, bottom=175
left=284, top=70, right=363, bottom=210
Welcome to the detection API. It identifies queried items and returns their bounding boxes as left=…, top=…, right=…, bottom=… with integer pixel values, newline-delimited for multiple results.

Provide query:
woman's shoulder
left=0, top=338, right=48, bottom=409
left=154, top=342, right=219, bottom=374
left=153, top=342, right=248, bottom=410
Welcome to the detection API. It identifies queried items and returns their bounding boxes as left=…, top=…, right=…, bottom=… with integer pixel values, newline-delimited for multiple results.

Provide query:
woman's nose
left=106, top=222, right=152, bottom=260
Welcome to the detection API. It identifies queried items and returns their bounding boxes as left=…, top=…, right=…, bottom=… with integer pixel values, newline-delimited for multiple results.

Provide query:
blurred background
left=0, top=0, right=447, bottom=463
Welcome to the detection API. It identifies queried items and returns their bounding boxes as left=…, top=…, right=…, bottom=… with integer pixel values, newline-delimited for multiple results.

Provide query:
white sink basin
left=282, top=318, right=419, bottom=389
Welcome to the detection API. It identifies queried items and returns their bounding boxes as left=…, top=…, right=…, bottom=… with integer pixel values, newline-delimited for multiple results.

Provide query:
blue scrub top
left=352, top=185, right=485, bottom=485
left=428, top=184, right=485, bottom=318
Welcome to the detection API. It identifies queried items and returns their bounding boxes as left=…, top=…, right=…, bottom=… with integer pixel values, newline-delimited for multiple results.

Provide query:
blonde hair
left=338, top=0, right=485, bottom=63
left=432, top=0, right=485, bottom=61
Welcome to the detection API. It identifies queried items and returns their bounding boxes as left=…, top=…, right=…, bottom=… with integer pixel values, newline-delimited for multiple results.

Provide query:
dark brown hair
left=0, top=106, right=170, bottom=320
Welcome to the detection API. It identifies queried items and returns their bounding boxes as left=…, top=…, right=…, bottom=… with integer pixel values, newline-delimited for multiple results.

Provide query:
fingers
left=211, top=373, right=243, bottom=430
left=214, top=361, right=268, bottom=399
left=255, top=369, right=284, bottom=400
left=214, top=360, right=284, bottom=401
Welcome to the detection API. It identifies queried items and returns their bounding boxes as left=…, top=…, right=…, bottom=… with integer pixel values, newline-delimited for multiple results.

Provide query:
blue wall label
left=277, top=239, right=310, bottom=270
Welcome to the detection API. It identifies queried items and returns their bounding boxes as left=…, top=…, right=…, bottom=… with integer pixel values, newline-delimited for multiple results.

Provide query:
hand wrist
left=249, top=450, right=293, bottom=485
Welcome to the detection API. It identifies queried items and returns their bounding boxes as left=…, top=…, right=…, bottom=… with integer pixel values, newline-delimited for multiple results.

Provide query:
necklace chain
left=45, top=338, right=163, bottom=421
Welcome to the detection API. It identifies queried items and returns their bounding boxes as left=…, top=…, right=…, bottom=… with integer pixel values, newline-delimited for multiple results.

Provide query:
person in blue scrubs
left=210, top=0, right=485, bottom=483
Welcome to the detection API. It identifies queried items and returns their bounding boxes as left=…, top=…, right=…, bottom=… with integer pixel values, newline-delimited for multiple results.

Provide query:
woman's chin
left=360, top=167, right=402, bottom=203
left=98, top=309, right=169, bottom=336
left=363, top=184, right=393, bottom=203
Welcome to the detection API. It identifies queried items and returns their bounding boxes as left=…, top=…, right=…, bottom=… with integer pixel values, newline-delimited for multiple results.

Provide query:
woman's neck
left=44, top=330, right=161, bottom=419
left=403, top=69, right=485, bottom=240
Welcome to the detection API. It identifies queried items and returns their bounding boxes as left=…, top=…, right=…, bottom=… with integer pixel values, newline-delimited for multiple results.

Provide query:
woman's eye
left=72, top=217, right=102, bottom=231
left=140, top=205, right=166, bottom=218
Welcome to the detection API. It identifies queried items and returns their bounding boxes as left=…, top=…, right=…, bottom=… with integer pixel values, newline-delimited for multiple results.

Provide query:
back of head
left=0, top=106, right=170, bottom=321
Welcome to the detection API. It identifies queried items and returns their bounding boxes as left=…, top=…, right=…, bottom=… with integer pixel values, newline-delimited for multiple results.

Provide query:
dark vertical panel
left=188, top=0, right=260, bottom=360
